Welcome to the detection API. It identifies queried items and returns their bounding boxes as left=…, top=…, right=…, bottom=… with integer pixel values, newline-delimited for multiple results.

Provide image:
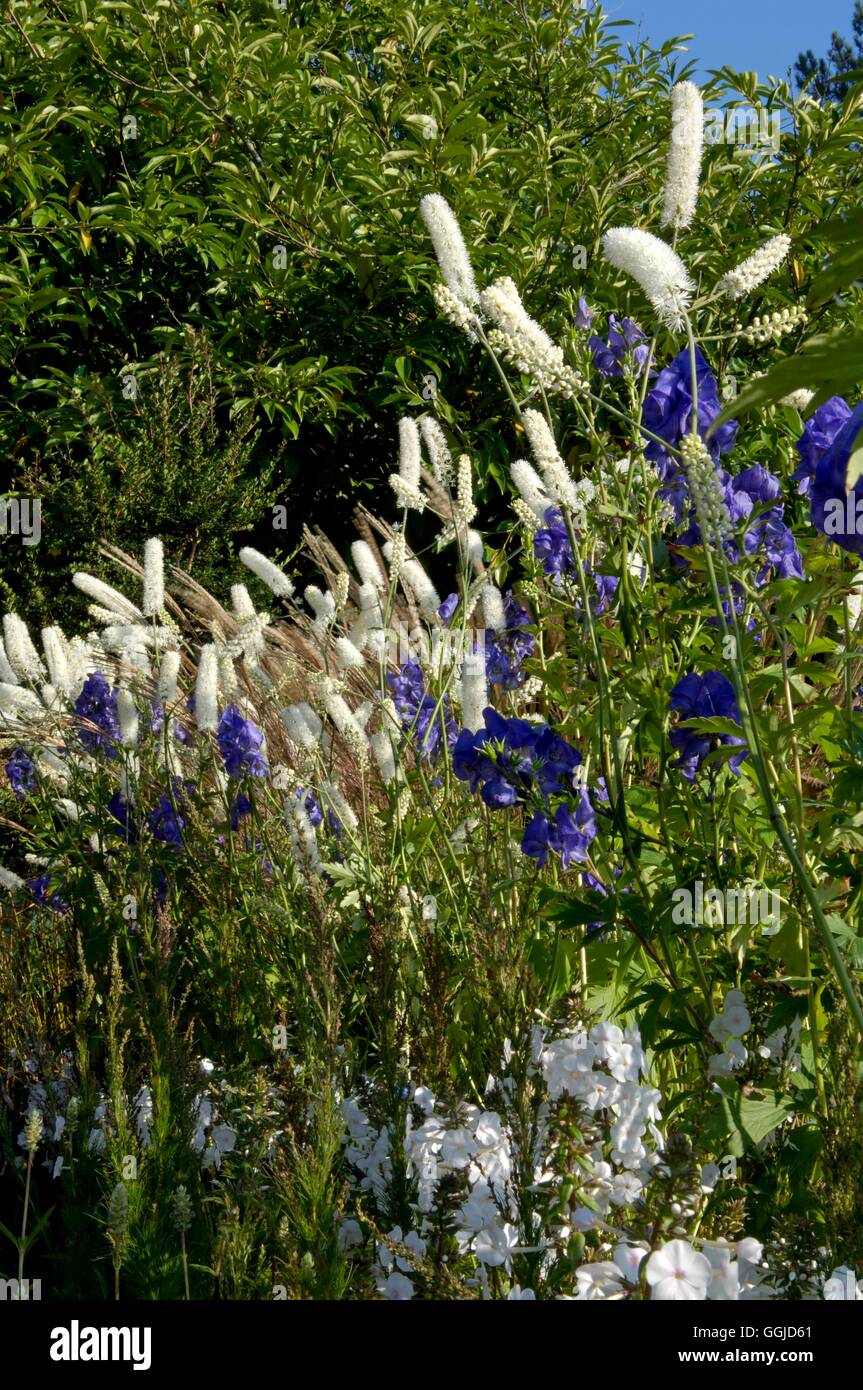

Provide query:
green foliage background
left=1, top=0, right=862, bottom=619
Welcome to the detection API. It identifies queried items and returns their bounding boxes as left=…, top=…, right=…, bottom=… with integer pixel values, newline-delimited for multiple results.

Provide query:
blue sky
left=609, top=0, right=856, bottom=83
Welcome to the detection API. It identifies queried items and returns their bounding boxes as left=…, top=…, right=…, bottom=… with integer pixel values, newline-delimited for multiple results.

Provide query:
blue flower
left=483, top=592, right=536, bottom=689
left=534, top=508, right=574, bottom=584
left=725, top=465, right=803, bottom=583
left=669, top=671, right=747, bottom=781
left=438, top=592, right=459, bottom=624
left=27, top=875, right=68, bottom=912
left=148, top=794, right=186, bottom=847
left=108, top=791, right=137, bottom=843
left=643, top=346, right=738, bottom=474
left=589, top=315, right=652, bottom=379
left=217, top=705, right=269, bottom=778
left=229, top=792, right=253, bottom=829
left=296, top=786, right=323, bottom=827
left=576, top=295, right=594, bottom=331
left=6, top=747, right=36, bottom=799
left=387, top=661, right=457, bottom=762
left=810, top=402, right=863, bottom=556
left=74, top=672, right=120, bottom=756
left=792, top=396, right=852, bottom=498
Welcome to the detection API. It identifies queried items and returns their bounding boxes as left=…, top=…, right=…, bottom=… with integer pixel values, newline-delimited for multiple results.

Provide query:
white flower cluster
left=662, top=81, right=703, bottom=231
left=680, top=433, right=732, bottom=545
left=602, top=228, right=694, bottom=332
left=739, top=303, right=807, bottom=345
left=716, top=233, right=791, bottom=301
left=707, top=987, right=751, bottom=1076
left=481, top=276, right=588, bottom=399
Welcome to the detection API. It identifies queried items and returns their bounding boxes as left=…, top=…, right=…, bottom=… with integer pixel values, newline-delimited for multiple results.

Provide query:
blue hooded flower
left=74, top=672, right=120, bottom=757
left=669, top=671, right=747, bottom=781
left=108, top=791, right=137, bottom=843
left=387, top=661, right=457, bottom=762
left=438, top=592, right=459, bottom=624
left=643, top=346, right=738, bottom=474
left=27, top=874, right=69, bottom=912
left=217, top=705, right=269, bottom=778
left=148, top=793, right=186, bottom=847
left=576, top=295, right=594, bottom=331
left=534, top=508, right=574, bottom=584
left=792, top=396, right=852, bottom=498
left=589, top=315, right=652, bottom=379
left=484, top=592, right=536, bottom=689
left=6, top=747, right=36, bottom=799
left=810, top=402, right=863, bottom=557
left=229, top=792, right=253, bottom=830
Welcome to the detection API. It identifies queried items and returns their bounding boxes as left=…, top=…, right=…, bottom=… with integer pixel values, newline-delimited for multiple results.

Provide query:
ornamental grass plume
left=662, top=81, right=703, bottom=230
left=716, top=233, right=791, bottom=300
left=601, top=228, right=694, bottom=331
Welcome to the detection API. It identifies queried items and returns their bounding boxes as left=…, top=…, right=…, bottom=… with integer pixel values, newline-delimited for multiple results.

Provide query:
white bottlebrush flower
left=142, top=537, right=165, bottom=617
left=0, top=864, right=25, bottom=890
left=370, top=731, right=397, bottom=784
left=158, top=649, right=181, bottom=706
left=466, top=530, right=484, bottom=569
left=662, top=81, right=703, bottom=230
left=454, top=454, right=477, bottom=531
left=480, top=277, right=586, bottom=398
left=41, top=627, right=70, bottom=696
left=334, top=635, right=366, bottom=671
left=117, top=689, right=139, bottom=748
left=351, top=540, right=385, bottom=590
left=238, top=547, right=294, bottom=600
left=716, top=233, right=791, bottom=300
left=384, top=532, right=407, bottom=584
left=419, top=193, right=479, bottom=307
left=510, top=458, right=552, bottom=522
left=482, top=584, right=506, bottom=633
left=3, top=614, right=46, bottom=681
left=459, top=650, right=487, bottom=732
left=389, top=417, right=425, bottom=512
left=779, top=388, right=814, bottom=412
left=521, top=409, right=580, bottom=511
left=320, top=778, right=359, bottom=833
left=305, top=585, right=336, bottom=635
left=401, top=558, right=441, bottom=617
left=195, top=644, right=219, bottom=731
left=282, top=701, right=322, bottom=748
left=321, top=679, right=370, bottom=750
left=602, top=227, right=694, bottom=331
left=419, top=415, right=454, bottom=487
left=72, top=572, right=143, bottom=623
left=230, top=583, right=257, bottom=622
left=0, top=637, right=18, bottom=686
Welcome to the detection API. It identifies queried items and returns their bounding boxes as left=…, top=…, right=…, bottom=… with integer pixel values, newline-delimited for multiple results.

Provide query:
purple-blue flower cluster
left=792, top=396, right=852, bottom=498
left=483, top=592, right=536, bottom=689
left=810, top=401, right=863, bottom=557
left=74, top=672, right=120, bottom=757
left=27, top=874, right=68, bottom=912
left=453, top=708, right=597, bottom=868
left=533, top=511, right=618, bottom=609
left=589, top=315, right=652, bottom=379
left=644, top=346, right=738, bottom=476
left=388, top=661, right=458, bottom=762
left=6, top=747, right=36, bottom=799
left=217, top=706, right=269, bottom=778
left=669, top=671, right=747, bottom=782
left=675, top=463, right=803, bottom=584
